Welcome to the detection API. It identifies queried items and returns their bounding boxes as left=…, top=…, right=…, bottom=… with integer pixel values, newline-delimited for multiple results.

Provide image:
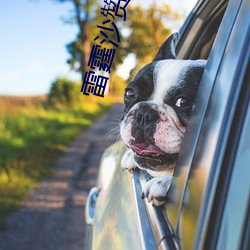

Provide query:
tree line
left=48, top=0, right=179, bottom=103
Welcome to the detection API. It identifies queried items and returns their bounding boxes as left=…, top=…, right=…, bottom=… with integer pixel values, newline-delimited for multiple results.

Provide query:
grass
left=0, top=95, right=113, bottom=230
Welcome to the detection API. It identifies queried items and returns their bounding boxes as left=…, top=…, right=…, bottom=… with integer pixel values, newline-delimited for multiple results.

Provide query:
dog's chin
left=128, top=142, right=178, bottom=172
left=133, top=152, right=178, bottom=172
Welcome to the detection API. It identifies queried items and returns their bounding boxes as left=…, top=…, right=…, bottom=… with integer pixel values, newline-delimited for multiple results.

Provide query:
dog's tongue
left=130, top=143, right=163, bottom=155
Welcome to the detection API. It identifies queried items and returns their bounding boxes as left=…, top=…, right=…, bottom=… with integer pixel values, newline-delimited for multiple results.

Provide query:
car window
left=177, top=0, right=228, bottom=60
left=216, top=79, right=250, bottom=250
left=166, top=0, right=231, bottom=231
left=165, top=0, right=249, bottom=248
left=134, top=0, right=231, bottom=248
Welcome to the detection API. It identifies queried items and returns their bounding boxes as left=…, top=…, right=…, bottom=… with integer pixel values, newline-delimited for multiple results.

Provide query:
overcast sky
left=0, top=0, right=197, bottom=95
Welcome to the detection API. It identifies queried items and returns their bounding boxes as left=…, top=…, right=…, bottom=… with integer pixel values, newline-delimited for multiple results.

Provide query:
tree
left=108, top=72, right=126, bottom=99
left=125, top=4, right=173, bottom=81
left=63, top=2, right=128, bottom=98
left=48, top=77, right=82, bottom=107
left=52, top=0, right=98, bottom=82
left=53, top=1, right=178, bottom=96
left=65, top=5, right=126, bottom=75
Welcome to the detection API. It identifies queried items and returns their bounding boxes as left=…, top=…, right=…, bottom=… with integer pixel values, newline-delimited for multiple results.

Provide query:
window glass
left=216, top=95, right=250, bottom=249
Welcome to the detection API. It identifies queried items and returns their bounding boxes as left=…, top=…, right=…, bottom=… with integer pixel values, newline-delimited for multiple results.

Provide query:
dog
left=120, top=33, right=206, bottom=206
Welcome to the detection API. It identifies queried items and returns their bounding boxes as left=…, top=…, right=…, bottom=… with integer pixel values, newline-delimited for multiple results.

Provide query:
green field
left=0, top=95, right=112, bottom=230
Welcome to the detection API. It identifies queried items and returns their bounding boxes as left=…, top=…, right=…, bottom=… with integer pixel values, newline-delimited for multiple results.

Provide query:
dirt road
left=0, top=103, right=123, bottom=250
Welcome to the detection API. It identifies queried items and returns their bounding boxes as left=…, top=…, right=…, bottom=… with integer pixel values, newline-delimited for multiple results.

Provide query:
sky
left=0, top=0, right=197, bottom=96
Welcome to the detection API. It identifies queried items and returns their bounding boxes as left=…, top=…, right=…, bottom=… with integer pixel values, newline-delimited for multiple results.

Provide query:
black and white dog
left=120, top=33, right=206, bottom=206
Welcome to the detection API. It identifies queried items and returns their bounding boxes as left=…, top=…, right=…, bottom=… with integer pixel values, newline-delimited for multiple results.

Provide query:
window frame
left=163, top=0, right=250, bottom=249
left=135, top=0, right=232, bottom=248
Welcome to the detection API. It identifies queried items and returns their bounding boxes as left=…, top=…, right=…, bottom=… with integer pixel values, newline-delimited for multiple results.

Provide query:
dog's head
left=120, top=33, right=206, bottom=174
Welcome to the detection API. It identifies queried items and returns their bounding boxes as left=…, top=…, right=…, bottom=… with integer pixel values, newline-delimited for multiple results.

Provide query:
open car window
left=177, top=0, right=228, bottom=60
left=127, top=0, right=250, bottom=249
left=135, top=0, right=231, bottom=247
left=164, top=0, right=250, bottom=248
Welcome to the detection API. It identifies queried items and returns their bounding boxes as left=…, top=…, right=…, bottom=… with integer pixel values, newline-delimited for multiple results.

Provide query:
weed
left=0, top=95, right=113, bottom=230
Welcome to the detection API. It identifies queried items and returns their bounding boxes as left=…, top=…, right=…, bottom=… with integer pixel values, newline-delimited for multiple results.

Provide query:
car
left=85, top=0, right=250, bottom=249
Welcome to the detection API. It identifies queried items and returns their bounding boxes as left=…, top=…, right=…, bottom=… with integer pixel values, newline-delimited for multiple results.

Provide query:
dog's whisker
left=105, top=126, right=119, bottom=135
left=107, top=121, right=120, bottom=126
left=105, top=132, right=119, bottom=140
left=106, top=118, right=121, bottom=125
left=115, top=134, right=121, bottom=143
left=105, top=127, right=120, bottom=140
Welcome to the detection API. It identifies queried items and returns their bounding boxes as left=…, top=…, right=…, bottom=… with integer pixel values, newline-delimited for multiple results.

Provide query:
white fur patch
left=153, top=121, right=183, bottom=154
left=120, top=118, right=134, bottom=144
left=121, top=149, right=135, bottom=171
left=152, top=59, right=206, bottom=104
left=142, top=175, right=173, bottom=206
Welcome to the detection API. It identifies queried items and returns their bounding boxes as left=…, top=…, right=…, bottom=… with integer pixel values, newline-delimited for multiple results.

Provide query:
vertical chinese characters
left=81, top=0, right=130, bottom=98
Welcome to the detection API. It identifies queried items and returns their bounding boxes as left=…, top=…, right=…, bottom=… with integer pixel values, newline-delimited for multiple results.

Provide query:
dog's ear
left=153, top=32, right=179, bottom=61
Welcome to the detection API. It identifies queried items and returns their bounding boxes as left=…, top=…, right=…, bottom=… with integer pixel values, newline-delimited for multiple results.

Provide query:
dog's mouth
left=129, top=143, right=178, bottom=165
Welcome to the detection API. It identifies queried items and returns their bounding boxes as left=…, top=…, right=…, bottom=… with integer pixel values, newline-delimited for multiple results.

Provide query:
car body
left=85, top=0, right=250, bottom=249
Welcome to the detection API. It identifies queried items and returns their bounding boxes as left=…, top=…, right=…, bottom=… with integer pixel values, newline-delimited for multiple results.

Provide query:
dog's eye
left=125, top=89, right=136, bottom=100
left=175, top=97, right=192, bottom=108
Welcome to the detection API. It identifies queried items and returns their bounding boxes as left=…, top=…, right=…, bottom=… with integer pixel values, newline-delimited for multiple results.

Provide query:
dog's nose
left=135, top=109, right=159, bottom=130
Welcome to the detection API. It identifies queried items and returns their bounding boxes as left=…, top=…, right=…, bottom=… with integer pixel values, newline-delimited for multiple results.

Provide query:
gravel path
left=0, top=103, right=123, bottom=250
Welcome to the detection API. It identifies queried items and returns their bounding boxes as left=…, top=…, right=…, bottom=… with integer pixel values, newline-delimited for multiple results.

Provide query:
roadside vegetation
left=0, top=0, right=182, bottom=231
left=0, top=78, right=113, bottom=230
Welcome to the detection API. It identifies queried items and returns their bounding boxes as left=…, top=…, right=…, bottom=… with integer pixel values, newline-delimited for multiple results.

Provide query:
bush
left=48, top=77, right=82, bottom=107
left=0, top=96, right=113, bottom=230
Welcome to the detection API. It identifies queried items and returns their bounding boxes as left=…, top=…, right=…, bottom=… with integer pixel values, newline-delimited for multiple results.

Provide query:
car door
left=85, top=0, right=250, bottom=249
left=166, top=0, right=250, bottom=248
